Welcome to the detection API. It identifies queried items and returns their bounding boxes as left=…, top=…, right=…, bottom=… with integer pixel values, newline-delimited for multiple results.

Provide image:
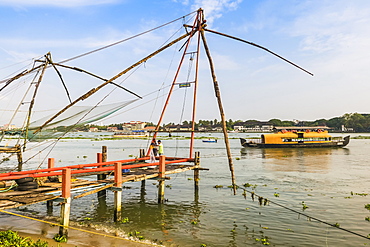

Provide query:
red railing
left=0, top=156, right=193, bottom=181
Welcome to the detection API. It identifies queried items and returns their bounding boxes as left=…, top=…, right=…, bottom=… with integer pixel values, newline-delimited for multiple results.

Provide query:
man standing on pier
left=158, top=140, right=164, bottom=156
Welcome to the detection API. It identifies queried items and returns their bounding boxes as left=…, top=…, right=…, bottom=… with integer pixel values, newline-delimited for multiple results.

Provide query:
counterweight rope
left=240, top=187, right=370, bottom=240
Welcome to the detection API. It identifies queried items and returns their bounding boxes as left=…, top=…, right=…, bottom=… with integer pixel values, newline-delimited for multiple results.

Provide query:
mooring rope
left=240, top=187, right=370, bottom=240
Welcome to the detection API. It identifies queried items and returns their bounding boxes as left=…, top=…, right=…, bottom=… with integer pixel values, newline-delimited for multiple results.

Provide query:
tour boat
left=240, top=126, right=350, bottom=148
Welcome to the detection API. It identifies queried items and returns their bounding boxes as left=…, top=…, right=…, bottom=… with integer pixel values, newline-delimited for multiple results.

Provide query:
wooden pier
left=0, top=147, right=205, bottom=238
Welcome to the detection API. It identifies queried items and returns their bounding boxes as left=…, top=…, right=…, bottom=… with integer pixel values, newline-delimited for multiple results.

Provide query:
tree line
left=68, top=112, right=370, bottom=132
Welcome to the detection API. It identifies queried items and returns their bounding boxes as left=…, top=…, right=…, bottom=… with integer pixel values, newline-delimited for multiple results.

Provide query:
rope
left=59, top=11, right=197, bottom=64
left=0, top=183, right=17, bottom=192
left=0, top=209, right=157, bottom=245
left=241, top=187, right=370, bottom=240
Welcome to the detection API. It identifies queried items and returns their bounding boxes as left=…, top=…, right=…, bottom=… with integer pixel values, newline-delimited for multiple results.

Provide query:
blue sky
left=1, top=0, right=370, bottom=126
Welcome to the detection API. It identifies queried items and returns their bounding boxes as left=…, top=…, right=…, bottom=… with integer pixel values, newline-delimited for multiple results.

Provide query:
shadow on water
left=241, top=147, right=351, bottom=173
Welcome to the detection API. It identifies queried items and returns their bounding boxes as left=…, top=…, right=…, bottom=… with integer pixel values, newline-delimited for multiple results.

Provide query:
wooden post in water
left=139, top=149, right=146, bottom=189
left=194, top=152, right=200, bottom=201
left=200, top=30, right=237, bottom=195
left=59, top=168, right=71, bottom=237
left=194, top=152, right=200, bottom=189
left=46, top=158, right=55, bottom=214
left=16, top=145, right=23, bottom=171
left=114, top=162, right=122, bottom=222
left=98, top=146, right=108, bottom=198
left=158, top=155, right=166, bottom=204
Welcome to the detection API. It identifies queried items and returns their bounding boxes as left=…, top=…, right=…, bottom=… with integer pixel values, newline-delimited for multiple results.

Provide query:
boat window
left=298, top=133, right=304, bottom=138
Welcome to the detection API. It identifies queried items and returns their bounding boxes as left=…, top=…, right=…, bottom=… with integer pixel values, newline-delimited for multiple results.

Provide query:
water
left=1, top=132, right=370, bottom=246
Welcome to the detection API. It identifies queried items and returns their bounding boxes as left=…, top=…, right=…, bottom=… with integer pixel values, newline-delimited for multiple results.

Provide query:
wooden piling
left=194, top=152, right=200, bottom=189
left=158, top=155, right=166, bottom=204
left=46, top=158, right=55, bottom=214
left=139, top=149, right=146, bottom=189
left=114, top=162, right=122, bottom=222
left=16, top=145, right=23, bottom=171
left=59, top=168, right=71, bottom=237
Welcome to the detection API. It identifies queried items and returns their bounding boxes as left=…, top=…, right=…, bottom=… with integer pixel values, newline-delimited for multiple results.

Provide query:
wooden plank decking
left=0, top=164, right=200, bottom=210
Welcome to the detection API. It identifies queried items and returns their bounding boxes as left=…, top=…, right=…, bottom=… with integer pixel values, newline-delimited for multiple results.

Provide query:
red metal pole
left=114, top=162, right=122, bottom=187
left=146, top=12, right=201, bottom=156
left=61, top=168, right=71, bottom=199
left=48, top=158, right=55, bottom=169
left=97, top=153, right=103, bottom=163
left=159, top=155, right=166, bottom=178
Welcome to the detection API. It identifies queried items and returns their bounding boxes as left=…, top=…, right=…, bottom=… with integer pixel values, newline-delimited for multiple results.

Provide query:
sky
left=1, top=0, right=370, bottom=126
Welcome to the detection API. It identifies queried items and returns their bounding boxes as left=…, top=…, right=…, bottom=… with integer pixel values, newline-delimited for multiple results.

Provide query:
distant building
left=107, top=127, right=118, bottom=132
left=144, top=126, right=156, bottom=132
left=89, top=127, right=99, bottom=132
left=122, top=121, right=146, bottom=130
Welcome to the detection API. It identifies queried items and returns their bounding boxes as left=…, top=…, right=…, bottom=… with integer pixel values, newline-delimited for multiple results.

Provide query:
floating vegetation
left=0, top=230, right=49, bottom=247
left=53, top=233, right=67, bottom=243
left=191, top=220, right=198, bottom=225
left=243, top=183, right=257, bottom=189
left=128, top=231, right=144, bottom=240
left=214, top=185, right=223, bottom=188
left=365, top=204, right=370, bottom=210
left=187, top=178, right=193, bottom=180
left=274, top=192, right=280, bottom=197
left=165, top=184, right=172, bottom=188
left=365, top=217, right=370, bottom=222
left=120, top=217, right=129, bottom=223
left=301, top=201, right=309, bottom=210
left=254, top=236, right=270, bottom=245
left=334, top=223, right=340, bottom=228
left=356, top=193, right=368, bottom=196
left=235, top=157, right=240, bottom=160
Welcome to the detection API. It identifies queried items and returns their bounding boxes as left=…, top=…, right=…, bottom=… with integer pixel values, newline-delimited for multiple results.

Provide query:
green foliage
left=0, top=230, right=49, bottom=247
left=53, top=234, right=67, bottom=243
left=301, top=201, right=309, bottom=210
left=365, top=204, right=370, bottom=210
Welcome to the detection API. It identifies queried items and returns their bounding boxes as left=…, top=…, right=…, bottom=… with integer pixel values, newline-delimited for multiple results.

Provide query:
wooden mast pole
left=189, top=10, right=203, bottom=159
left=200, top=29, right=237, bottom=194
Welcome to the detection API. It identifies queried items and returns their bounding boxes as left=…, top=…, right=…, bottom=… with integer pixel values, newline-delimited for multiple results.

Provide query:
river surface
left=0, top=132, right=369, bottom=246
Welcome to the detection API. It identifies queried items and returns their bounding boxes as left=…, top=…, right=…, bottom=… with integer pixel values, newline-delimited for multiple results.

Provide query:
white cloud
left=0, top=0, right=121, bottom=7
left=178, top=0, right=243, bottom=25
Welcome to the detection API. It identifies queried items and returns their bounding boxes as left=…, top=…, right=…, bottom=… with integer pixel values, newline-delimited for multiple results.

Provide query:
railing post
left=59, top=168, right=71, bottom=237
left=158, top=155, right=166, bottom=204
left=48, top=158, right=55, bottom=169
left=114, top=162, right=122, bottom=222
